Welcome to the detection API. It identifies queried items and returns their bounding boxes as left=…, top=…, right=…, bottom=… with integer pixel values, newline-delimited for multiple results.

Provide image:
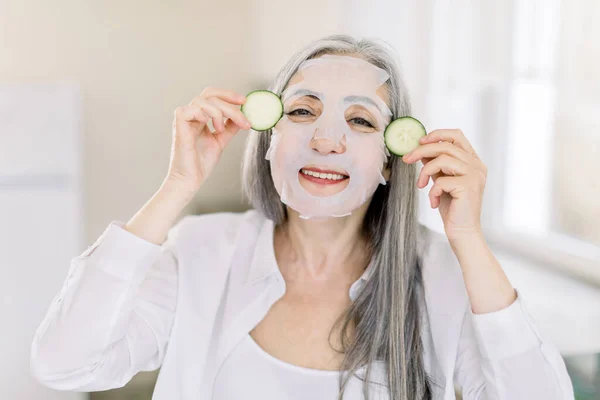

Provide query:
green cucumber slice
left=384, top=116, right=426, bottom=156
left=240, top=90, right=283, bottom=131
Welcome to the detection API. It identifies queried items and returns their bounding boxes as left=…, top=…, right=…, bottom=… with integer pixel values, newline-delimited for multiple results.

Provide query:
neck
left=276, top=203, right=372, bottom=284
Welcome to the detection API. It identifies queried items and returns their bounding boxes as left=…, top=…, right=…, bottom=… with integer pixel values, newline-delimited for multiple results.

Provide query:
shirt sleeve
left=454, top=289, right=575, bottom=399
left=30, top=220, right=180, bottom=392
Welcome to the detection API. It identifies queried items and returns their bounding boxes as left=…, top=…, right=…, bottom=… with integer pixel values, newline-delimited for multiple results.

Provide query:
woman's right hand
left=164, top=87, right=252, bottom=196
left=125, top=87, right=251, bottom=245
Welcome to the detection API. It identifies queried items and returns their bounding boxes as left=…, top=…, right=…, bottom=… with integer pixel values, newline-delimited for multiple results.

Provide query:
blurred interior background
left=1, top=0, right=599, bottom=399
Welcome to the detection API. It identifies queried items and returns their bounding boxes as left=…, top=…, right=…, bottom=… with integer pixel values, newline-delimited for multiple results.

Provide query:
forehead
left=283, top=55, right=391, bottom=106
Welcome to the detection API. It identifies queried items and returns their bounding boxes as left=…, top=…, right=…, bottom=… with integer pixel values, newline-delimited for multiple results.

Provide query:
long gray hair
left=241, top=34, right=434, bottom=400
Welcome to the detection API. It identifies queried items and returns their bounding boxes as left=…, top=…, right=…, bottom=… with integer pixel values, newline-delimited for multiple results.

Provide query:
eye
left=350, top=117, right=374, bottom=128
left=287, top=108, right=314, bottom=116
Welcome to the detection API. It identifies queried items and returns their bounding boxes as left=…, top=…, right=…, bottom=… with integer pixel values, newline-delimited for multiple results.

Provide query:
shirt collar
left=245, top=217, right=375, bottom=299
left=245, top=218, right=279, bottom=285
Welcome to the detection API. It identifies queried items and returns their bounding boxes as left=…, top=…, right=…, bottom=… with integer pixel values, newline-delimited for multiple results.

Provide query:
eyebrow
left=282, top=88, right=324, bottom=102
left=342, top=95, right=385, bottom=115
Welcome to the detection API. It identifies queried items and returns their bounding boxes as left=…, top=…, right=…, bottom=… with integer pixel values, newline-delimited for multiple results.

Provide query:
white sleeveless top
left=212, top=333, right=389, bottom=400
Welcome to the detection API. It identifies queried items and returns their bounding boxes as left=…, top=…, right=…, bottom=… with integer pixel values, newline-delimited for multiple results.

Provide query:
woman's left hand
left=402, top=129, right=487, bottom=242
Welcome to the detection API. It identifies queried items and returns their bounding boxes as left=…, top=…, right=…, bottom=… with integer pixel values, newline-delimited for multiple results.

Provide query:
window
left=424, top=0, right=600, bottom=280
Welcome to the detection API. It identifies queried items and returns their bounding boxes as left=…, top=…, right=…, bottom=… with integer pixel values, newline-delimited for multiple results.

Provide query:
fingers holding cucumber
left=166, top=87, right=252, bottom=194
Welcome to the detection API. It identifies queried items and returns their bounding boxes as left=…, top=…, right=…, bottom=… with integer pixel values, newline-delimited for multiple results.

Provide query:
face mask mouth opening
left=298, top=166, right=350, bottom=179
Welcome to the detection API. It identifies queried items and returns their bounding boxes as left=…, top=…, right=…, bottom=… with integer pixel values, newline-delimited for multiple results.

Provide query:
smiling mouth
left=298, top=167, right=350, bottom=184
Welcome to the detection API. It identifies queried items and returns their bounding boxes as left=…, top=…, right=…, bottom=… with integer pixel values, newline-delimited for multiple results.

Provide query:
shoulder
left=166, top=209, right=268, bottom=254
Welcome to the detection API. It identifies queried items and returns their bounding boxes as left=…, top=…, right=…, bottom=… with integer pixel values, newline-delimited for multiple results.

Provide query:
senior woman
left=31, top=35, right=573, bottom=400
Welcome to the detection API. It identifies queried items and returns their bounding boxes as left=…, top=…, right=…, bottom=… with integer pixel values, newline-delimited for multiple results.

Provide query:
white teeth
left=301, top=169, right=347, bottom=181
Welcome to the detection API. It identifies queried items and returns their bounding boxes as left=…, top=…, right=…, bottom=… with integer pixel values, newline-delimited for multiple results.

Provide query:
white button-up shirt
left=30, top=209, right=574, bottom=399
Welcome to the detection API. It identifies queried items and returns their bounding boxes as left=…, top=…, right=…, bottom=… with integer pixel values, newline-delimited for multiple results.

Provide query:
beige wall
left=1, top=0, right=256, bottom=244
left=0, top=1, right=253, bottom=397
left=248, top=0, right=345, bottom=84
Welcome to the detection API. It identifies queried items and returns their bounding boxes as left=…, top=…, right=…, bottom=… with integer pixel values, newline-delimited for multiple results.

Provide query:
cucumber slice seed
left=240, top=90, right=283, bottom=131
left=384, top=116, right=427, bottom=157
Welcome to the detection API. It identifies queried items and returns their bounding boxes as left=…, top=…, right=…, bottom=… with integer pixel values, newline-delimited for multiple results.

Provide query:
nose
left=310, top=131, right=347, bottom=155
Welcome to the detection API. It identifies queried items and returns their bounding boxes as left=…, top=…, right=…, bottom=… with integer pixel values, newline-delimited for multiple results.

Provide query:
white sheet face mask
left=266, top=54, right=393, bottom=220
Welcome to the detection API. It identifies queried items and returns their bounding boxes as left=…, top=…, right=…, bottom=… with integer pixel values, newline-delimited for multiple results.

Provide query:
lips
left=300, top=166, right=350, bottom=177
